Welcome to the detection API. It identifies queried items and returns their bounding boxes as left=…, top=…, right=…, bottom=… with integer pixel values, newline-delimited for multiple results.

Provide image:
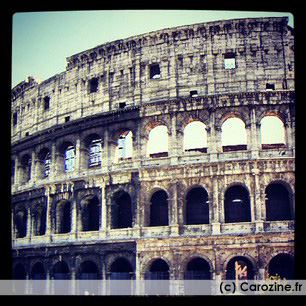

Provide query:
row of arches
left=13, top=182, right=293, bottom=239
left=13, top=253, right=294, bottom=280
left=12, top=114, right=288, bottom=185
left=150, top=115, right=286, bottom=155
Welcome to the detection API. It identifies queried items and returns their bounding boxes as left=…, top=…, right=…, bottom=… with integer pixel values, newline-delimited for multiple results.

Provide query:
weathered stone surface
left=11, top=17, right=294, bottom=281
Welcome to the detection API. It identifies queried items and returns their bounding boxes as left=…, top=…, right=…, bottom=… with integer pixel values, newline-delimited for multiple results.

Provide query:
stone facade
left=11, top=17, right=294, bottom=283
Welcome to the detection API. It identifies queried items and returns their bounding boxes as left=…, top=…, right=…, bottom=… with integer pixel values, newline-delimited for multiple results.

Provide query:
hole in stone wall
left=266, top=83, right=275, bottom=90
left=89, top=77, right=99, bottom=93
left=43, top=96, right=50, bottom=110
left=150, top=63, right=160, bottom=79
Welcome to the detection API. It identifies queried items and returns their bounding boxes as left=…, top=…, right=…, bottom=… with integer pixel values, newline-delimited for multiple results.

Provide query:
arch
left=20, top=153, right=32, bottom=182
left=260, top=115, right=286, bottom=149
left=224, top=185, right=251, bottom=223
left=225, top=256, right=255, bottom=280
left=31, top=262, right=46, bottom=279
left=37, top=147, right=51, bottom=178
left=184, top=257, right=211, bottom=280
left=53, top=261, right=70, bottom=280
left=59, top=140, right=74, bottom=155
left=80, top=195, right=100, bottom=231
left=265, top=183, right=293, bottom=221
left=268, top=253, right=294, bottom=279
left=185, top=186, right=209, bottom=225
left=221, top=117, right=247, bottom=152
left=149, top=189, right=169, bottom=226
left=147, top=124, right=168, bottom=158
left=15, top=207, right=27, bottom=238
left=113, top=129, right=133, bottom=163
left=55, top=200, right=71, bottom=234
left=84, top=134, right=102, bottom=167
left=183, top=121, right=208, bottom=153
left=109, top=257, right=134, bottom=280
left=145, top=258, right=170, bottom=280
left=13, top=263, right=26, bottom=279
left=113, top=191, right=133, bottom=229
left=33, top=204, right=47, bottom=236
left=78, top=261, right=99, bottom=280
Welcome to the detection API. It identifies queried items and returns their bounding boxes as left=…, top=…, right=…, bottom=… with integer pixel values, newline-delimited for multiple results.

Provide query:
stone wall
left=11, top=17, right=295, bottom=281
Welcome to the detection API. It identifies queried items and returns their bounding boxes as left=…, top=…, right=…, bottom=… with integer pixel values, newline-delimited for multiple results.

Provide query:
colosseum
left=11, top=16, right=295, bottom=291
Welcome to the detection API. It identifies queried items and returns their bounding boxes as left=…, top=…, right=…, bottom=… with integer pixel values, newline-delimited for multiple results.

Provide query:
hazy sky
left=11, top=10, right=294, bottom=88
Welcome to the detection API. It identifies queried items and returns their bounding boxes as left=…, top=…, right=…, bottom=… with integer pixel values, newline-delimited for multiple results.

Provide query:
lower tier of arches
left=13, top=233, right=294, bottom=281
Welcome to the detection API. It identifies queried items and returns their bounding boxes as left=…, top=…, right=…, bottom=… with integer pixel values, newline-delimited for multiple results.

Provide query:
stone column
left=132, top=130, right=141, bottom=169
left=99, top=184, right=107, bottom=239
left=74, top=137, right=81, bottom=174
left=30, top=150, right=36, bottom=182
left=50, top=142, right=60, bottom=178
left=169, top=113, right=178, bottom=165
left=211, top=175, right=221, bottom=234
left=253, top=169, right=264, bottom=232
left=210, top=121, right=221, bottom=162
left=71, top=197, right=77, bottom=237
left=169, top=180, right=179, bottom=236
left=249, top=107, right=260, bottom=158
left=102, top=129, right=109, bottom=172
left=14, top=155, right=20, bottom=186
left=26, top=207, right=32, bottom=240
left=45, top=191, right=52, bottom=240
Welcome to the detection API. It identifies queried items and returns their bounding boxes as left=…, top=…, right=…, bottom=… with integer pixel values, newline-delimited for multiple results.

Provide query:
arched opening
left=53, top=261, right=69, bottom=280
left=86, top=136, right=102, bottom=167
left=113, top=192, right=133, bottom=229
left=224, top=185, right=251, bottom=223
left=226, top=256, right=254, bottom=280
left=15, top=208, right=27, bottom=238
left=31, top=262, right=46, bottom=279
left=81, top=196, right=100, bottom=231
left=221, top=117, right=247, bottom=152
left=116, top=130, right=133, bottom=162
left=149, top=190, right=169, bottom=226
left=33, top=206, right=46, bottom=236
left=59, top=141, right=75, bottom=173
left=184, top=257, right=211, bottom=279
left=20, top=154, right=32, bottom=182
left=109, top=258, right=133, bottom=280
left=55, top=200, right=71, bottom=234
left=268, top=254, right=294, bottom=279
left=185, top=187, right=209, bottom=225
left=79, top=261, right=99, bottom=280
left=260, top=116, right=286, bottom=149
left=37, top=148, right=51, bottom=178
left=183, top=121, right=208, bottom=153
left=146, top=259, right=170, bottom=280
left=265, top=183, right=293, bottom=221
left=64, top=146, right=75, bottom=172
left=147, top=125, right=168, bottom=158
left=13, top=263, right=26, bottom=279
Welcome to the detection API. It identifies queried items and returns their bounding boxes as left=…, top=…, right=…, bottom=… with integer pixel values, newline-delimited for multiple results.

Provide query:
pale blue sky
left=11, top=10, right=294, bottom=88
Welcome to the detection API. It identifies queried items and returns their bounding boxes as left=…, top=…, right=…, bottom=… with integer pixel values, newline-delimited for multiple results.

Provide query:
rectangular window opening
left=44, top=96, right=50, bottom=110
left=89, top=77, right=99, bottom=93
left=150, top=63, right=160, bottom=79
left=224, top=53, right=236, bottom=69
left=119, top=102, right=126, bottom=109
left=266, top=83, right=275, bottom=91
left=13, top=112, right=17, bottom=126
left=65, top=116, right=70, bottom=123
left=190, top=90, right=198, bottom=98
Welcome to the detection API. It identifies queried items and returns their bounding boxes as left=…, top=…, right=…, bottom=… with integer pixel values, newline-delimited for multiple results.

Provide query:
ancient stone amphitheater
left=11, top=16, right=295, bottom=284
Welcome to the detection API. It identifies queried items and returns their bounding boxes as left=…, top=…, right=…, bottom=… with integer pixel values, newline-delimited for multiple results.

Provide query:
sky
left=11, top=10, right=294, bottom=88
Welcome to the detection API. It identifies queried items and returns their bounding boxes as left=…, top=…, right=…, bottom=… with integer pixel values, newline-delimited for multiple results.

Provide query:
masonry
left=11, top=17, right=295, bottom=284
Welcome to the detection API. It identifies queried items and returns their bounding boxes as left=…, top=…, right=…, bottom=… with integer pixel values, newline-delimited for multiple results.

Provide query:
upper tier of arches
left=11, top=16, right=294, bottom=144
